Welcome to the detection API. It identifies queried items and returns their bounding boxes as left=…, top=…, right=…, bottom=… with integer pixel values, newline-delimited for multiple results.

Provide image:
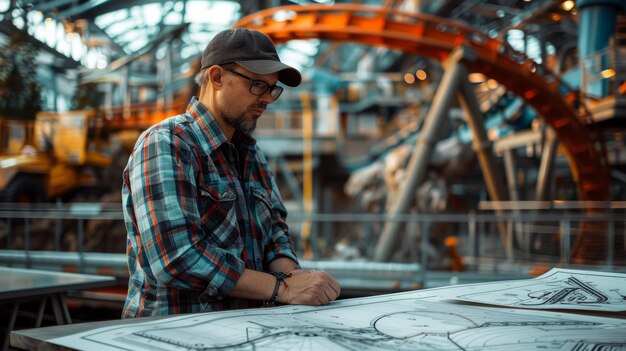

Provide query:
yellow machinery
left=0, top=111, right=111, bottom=202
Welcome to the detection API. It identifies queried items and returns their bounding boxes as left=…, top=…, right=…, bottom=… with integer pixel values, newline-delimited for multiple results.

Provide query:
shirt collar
left=185, top=96, right=228, bottom=152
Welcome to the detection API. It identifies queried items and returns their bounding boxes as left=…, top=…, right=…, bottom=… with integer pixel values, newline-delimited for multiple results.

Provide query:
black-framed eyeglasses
left=224, top=68, right=283, bottom=101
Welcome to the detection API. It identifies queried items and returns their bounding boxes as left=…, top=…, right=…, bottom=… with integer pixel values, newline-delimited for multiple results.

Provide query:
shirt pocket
left=198, top=181, right=239, bottom=247
left=251, top=187, right=273, bottom=236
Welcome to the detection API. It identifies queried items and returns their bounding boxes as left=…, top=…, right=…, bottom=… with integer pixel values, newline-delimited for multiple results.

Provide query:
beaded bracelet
left=266, top=271, right=289, bottom=306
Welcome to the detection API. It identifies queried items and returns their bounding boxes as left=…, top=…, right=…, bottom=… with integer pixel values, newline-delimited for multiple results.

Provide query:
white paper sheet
left=50, top=274, right=626, bottom=351
left=444, top=268, right=626, bottom=312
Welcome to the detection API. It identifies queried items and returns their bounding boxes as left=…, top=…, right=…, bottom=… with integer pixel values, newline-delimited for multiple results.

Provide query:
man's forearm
left=228, top=268, right=276, bottom=301
left=268, top=257, right=299, bottom=273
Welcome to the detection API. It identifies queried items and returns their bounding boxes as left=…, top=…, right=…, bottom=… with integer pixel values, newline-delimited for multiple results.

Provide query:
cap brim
left=236, top=60, right=302, bottom=87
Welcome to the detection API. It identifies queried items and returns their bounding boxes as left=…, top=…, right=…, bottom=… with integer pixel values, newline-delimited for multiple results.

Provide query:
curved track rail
left=235, top=4, right=609, bottom=202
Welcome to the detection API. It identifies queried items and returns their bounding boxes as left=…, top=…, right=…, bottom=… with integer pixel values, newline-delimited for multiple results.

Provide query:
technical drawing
left=51, top=290, right=626, bottom=351
left=452, top=268, right=626, bottom=311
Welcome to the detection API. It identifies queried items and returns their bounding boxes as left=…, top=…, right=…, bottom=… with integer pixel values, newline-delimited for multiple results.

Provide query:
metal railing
left=0, top=202, right=624, bottom=290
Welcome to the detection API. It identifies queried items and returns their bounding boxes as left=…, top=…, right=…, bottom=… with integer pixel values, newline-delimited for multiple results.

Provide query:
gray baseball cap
left=200, top=28, right=302, bottom=87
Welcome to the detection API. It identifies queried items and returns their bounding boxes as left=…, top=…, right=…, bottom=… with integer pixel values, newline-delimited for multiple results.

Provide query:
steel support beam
left=457, top=65, right=511, bottom=259
left=503, top=149, right=526, bottom=253
left=536, top=127, right=558, bottom=201
left=457, top=74, right=508, bottom=206
left=54, top=0, right=108, bottom=19
left=373, top=47, right=467, bottom=262
left=121, top=67, right=131, bottom=119
left=32, top=0, right=76, bottom=12
left=503, top=150, right=519, bottom=204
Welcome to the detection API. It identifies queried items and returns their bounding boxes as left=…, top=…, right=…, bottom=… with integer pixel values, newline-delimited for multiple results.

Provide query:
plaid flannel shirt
left=122, top=97, right=299, bottom=317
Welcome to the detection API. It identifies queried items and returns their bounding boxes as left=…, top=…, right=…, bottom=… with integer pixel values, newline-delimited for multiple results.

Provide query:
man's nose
left=258, top=89, right=274, bottom=104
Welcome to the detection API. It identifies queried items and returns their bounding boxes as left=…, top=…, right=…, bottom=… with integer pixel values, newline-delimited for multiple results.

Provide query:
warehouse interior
left=0, top=0, right=625, bottom=346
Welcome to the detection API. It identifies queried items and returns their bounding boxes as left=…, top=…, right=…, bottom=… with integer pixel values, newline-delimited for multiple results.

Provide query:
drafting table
left=0, top=267, right=116, bottom=351
left=10, top=317, right=167, bottom=351
left=9, top=268, right=626, bottom=351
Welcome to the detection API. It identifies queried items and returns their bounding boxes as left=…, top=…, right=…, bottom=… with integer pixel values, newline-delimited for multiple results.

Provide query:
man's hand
left=276, top=270, right=341, bottom=306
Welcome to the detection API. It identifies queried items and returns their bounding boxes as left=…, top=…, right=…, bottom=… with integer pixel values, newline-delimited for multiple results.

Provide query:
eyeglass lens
left=226, top=69, right=283, bottom=100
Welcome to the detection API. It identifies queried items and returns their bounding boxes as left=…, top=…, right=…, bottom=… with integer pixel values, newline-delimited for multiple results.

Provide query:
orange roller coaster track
left=235, top=4, right=610, bottom=203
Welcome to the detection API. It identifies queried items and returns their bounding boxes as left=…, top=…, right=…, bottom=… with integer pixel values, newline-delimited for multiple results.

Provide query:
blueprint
left=441, top=268, right=626, bottom=312
left=48, top=268, right=626, bottom=350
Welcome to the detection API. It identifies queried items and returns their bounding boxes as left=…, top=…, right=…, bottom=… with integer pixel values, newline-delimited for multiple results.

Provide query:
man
left=122, top=28, right=340, bottom=317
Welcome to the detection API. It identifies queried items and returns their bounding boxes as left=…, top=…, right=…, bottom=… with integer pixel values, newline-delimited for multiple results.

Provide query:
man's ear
left=208, top=65, right=224, bottom=89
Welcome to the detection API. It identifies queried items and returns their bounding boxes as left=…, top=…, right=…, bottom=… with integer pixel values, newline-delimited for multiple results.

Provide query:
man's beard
left=224, top=114, right=257, bottom=135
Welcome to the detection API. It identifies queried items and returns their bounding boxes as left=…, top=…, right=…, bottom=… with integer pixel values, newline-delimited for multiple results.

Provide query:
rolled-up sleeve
left=128, top=129, right=244, bottom=299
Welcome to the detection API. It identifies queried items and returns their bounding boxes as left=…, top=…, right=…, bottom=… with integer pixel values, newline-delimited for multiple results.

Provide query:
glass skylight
left=92, top=0, right=240, bottom=59
left=0, top=0, right=10, bottom=12
left=4, top=0, right=319, bottom=72
left=507, top=29, right=543, bottom=64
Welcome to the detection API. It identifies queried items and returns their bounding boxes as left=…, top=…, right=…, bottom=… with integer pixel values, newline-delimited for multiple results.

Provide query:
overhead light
left=469, top=73, right=486, bottom=83
left=561, top=0, right=575, bottom=11
left=601, top=69, right=616, bottom=78
left=416, top=70, right=427, bottom=80
left=404, top=73, right=416, bottom=84
left=487, top=79, right=498, bottom=89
